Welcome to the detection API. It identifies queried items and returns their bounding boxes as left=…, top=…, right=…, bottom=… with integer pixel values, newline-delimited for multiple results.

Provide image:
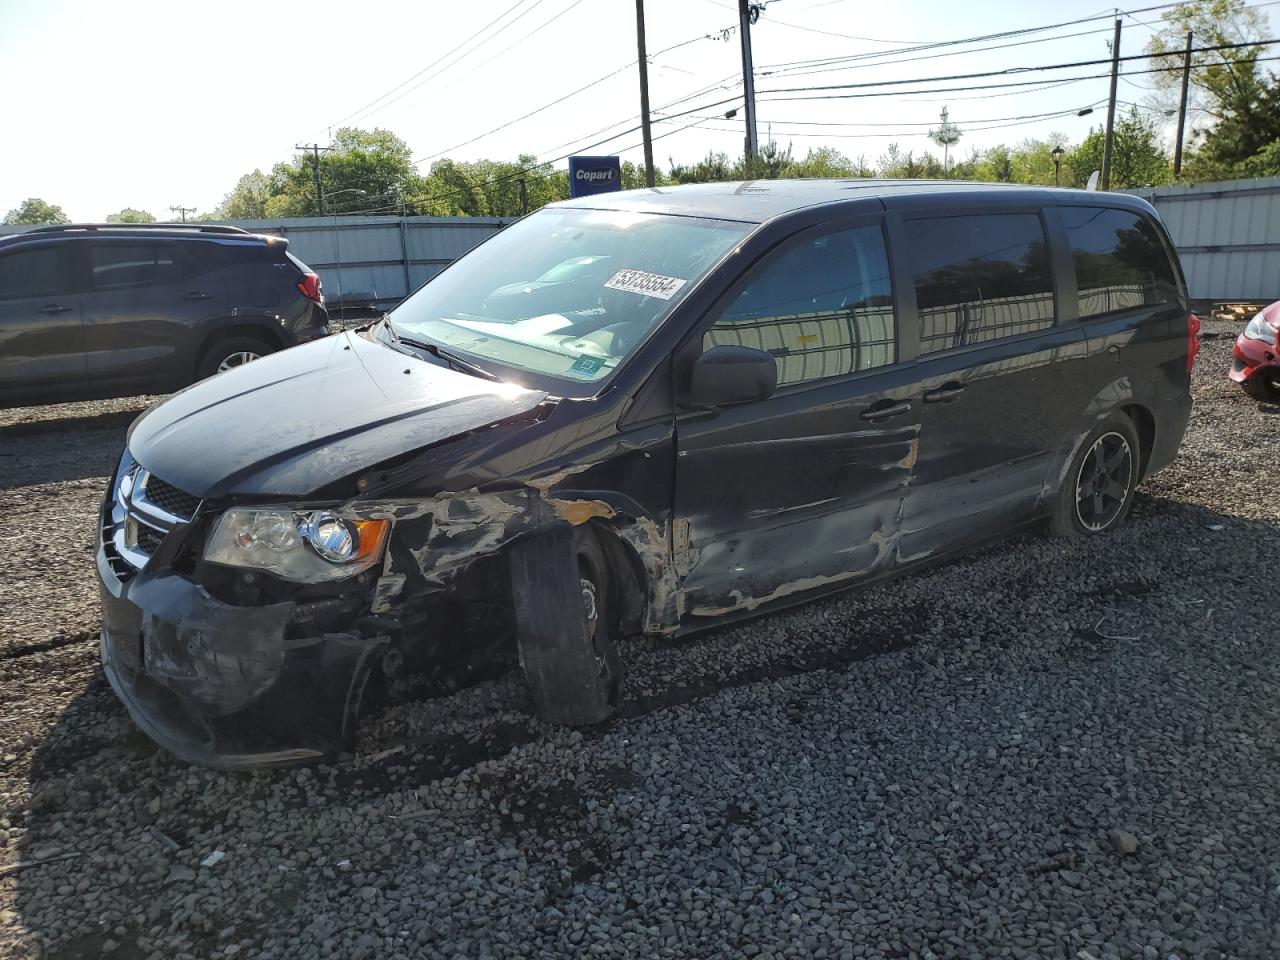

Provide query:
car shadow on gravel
left=0, top=417, right=133, bottom=488
left=8, top=492, right=1280, bottom=959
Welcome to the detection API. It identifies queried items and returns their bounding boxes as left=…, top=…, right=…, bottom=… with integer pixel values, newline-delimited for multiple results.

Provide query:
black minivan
left=96, top=181, right=1196, bottom=767
left=0, top=223, right=330, bottom=408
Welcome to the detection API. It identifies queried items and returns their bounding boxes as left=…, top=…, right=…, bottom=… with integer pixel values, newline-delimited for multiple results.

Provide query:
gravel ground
left=2, top=325, right=1278, bottom=960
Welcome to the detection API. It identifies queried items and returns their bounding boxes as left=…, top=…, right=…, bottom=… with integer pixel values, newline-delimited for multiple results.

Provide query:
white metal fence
left=4, top=176, right=1278, bottom=307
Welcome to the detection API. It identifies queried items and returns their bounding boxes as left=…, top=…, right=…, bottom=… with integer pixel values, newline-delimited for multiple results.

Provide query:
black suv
left=0, top=223, right=330, bottom=408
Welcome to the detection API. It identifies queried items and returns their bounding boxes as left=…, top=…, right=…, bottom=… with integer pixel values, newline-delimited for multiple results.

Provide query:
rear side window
left=907, top=213, right=1055, bottom=355
left=1060, top=206, right=1180, bottom=319
left=89, top=241, right=178, bottom=290
left=704, top=223, right=896, bottom=387
left=0, top=245, right=69, bottom=300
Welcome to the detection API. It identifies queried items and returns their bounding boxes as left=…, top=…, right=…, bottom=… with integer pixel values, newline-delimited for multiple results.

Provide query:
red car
left=1230, top=301, right=1280, bottom=400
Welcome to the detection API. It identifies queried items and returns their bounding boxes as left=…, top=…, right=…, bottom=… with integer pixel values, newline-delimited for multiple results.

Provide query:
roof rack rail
left=24, top=223, right=251, bottom=236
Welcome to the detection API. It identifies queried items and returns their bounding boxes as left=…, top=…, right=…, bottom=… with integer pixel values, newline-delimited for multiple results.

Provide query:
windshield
left=389, top=207, right=750, bottom=385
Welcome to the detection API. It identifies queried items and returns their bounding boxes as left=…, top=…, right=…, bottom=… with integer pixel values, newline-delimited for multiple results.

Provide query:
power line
left=754, top=0, right=1212, bottom=73
left=678, top=104, right=1106, bottom=129
left=757, top=38, right=1280, bottom=97
left=759, top=25, right=1117, bottom=81
left=413, top=31, right=724, bottom=165
left=751, top=52, right=1280, bottom=104
left=691, top=104, right=1106, bottom=140
left=324, top=0, right=539, bottom=131
left=377, top=0, right=590, bottom=127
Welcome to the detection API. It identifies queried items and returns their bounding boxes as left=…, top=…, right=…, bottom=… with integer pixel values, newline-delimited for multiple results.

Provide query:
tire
left=1240, top=370, right=1280, bottom=402
left=574, top=529, right=624, bottom=709
left=1050, top=412, right=1142, bottom=539
left=196, top=336, right=276, bottom=381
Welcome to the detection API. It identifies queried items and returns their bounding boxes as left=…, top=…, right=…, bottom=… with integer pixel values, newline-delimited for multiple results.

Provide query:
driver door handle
left=860, top=399, right=912, bottom=421
left=38, top=303, right=72, bottom=314
left=923, top=381, right=967, bottom=403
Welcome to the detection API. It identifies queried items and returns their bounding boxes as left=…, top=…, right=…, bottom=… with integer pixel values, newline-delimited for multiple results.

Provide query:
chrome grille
left=140, top=474, right=201, bottom=519
left=102, top=451, right=202, bottom=576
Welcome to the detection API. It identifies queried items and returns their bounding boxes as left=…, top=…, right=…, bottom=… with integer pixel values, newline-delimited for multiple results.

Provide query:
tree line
left=7, top=0, right=1277, bottom=226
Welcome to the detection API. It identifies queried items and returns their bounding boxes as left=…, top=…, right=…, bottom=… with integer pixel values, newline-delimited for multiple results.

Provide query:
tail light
left=297, top=273, right=322, bottom=303
left=1187, top=313, right=1201, bottom=372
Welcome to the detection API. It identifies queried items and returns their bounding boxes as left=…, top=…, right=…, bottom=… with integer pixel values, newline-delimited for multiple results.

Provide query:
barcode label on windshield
left=604, top=268, right=687, bottom=300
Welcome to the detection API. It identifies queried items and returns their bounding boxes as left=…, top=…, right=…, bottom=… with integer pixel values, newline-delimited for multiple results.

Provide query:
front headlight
left=1242, top=312, right=1278, bottom=343
left=204, top=508, right=389, bottom=582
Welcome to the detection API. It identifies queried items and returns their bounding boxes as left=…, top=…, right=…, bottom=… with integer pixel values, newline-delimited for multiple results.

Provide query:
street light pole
left=1052, top=146, right=1065, bottom=186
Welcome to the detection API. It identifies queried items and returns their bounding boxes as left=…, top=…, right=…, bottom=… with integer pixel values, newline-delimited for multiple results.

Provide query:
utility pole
left=738, top=0, right=759, bottom=161
left=295, top=143, right=332, bottom=215
left=1101, top=18, right=1122, bottom=191
left=1174, top=30, right=1193, bottom=178
left=169, top=205, right=195, bottom=223
left=518, top=177, right=529, bottom=215
left=635, top=0, right=656, bottom=188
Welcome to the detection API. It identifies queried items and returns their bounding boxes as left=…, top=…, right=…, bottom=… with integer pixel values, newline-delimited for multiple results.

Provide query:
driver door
left=673, top=217, right=921, bottom=622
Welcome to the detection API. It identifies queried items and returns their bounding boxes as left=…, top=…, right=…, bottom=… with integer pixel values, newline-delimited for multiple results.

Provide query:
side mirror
left=689, top=345, right=777, bottom=406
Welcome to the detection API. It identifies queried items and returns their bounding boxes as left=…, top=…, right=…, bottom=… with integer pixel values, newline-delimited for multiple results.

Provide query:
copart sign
left=569, top=155, right=623, bottom=198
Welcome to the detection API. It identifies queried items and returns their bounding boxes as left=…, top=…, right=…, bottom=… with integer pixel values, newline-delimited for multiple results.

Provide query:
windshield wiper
left=382, top=318, right=503, bottom=382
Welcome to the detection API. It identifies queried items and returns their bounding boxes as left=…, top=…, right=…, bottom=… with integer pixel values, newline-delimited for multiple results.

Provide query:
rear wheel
left=1051, top=413, right=1141, bottom=538
left=196, top=336, right=276, bottom=381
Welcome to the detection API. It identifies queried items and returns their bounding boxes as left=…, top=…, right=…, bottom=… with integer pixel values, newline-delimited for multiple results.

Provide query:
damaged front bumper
left=96, top=548, right=387, bottom=770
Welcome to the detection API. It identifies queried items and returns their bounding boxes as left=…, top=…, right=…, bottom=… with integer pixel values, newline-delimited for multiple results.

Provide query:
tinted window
left=908, top=214, right=1055, bottom=354
left=0, top=245, right=70, bottom=300
left=1061, top=206, right=1180, bottom=318
left=89, top=241, right=178, bottom=289
left=704, top=224, right=895, bottom=386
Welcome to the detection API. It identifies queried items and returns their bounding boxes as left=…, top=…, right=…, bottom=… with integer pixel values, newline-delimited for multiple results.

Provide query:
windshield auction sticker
left=567, top=354, right=606, bottom=378
left=604, top=268, right=687, bottom=300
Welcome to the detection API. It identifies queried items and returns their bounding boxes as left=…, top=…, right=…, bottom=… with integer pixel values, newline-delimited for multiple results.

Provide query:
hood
left=127, top=331, right=548, bottom=498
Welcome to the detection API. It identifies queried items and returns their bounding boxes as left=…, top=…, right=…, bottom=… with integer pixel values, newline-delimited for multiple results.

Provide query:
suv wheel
left=197, top=336, right=275, bottom=381
left=1051, top=413, right=1142, bottom=538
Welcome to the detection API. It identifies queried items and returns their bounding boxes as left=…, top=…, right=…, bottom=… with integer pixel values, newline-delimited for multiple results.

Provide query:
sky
left=1, top=0, right=1274, bottom=221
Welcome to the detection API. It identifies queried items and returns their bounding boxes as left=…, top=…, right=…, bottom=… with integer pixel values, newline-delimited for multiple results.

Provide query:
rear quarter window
left=906, top=213, right=1055, bottom=355
left=89, top=240, right=179, bottom=290
left=1060, top=206, right=1180, bottom=319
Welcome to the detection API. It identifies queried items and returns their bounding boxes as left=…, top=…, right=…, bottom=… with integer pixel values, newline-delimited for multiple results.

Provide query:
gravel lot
left=2, top=325, right=1278, bottom=960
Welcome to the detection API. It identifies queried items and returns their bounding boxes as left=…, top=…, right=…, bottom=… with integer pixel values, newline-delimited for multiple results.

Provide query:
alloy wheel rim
left=1074, top=431, right=1133, bottom=531
left=217, top=351, right=260, bottom=372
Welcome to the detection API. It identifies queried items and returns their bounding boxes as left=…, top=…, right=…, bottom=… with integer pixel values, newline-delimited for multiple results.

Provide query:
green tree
left=668, top=151, right=737, bottom=184
left=1146, top=0, right=1280, bottom=176
left=221, top=127, right=424, bottom=218
left=790, top=146, right=861, bottom=178
left=1072, top=109, right=1172, bottom=188
left=1009, top=135, right=1074, bottom=186
left=105, top=208, right=156, bottom=223
left=215, top=171, right=272, bottom=220
left=4, top=198, right=69, bottom=225
left=976, top=145, right=1015, bottom=182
